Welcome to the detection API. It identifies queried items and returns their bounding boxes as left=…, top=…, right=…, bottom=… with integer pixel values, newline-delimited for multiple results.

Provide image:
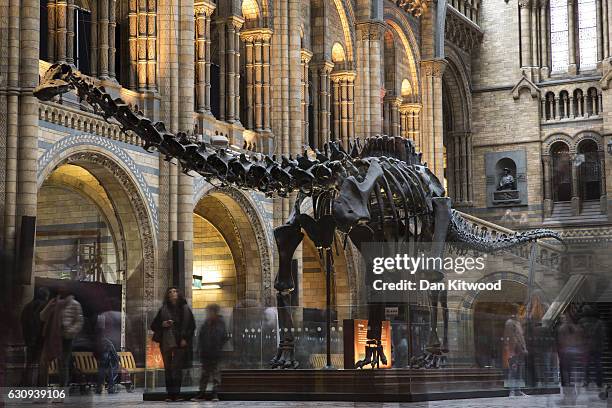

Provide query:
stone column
left=571, top=153, right=580, bottom=215
left=599, top=150, right=608, bottom=213
left=90, top=2, right=98, bottom=76
left=47, top=1, right=56, bottom=61
left=194, top=1, right=216, bottom=113
left=131, top=0, right=156, bottom=90
left=218, top=16, right=244, bottom=123
left=540, top=0, right=550, bottom=77
left=330, top=71, right=356, bottom=148
left=56, top=0, right=68, bottom=63
left=178, top=0, right=195, bottom=300
left=597, top=0, right=604, bottom=63
left=400, top=103, right=422, bottom=145
left=128, top=0, right=137, bottom=89
left=519, top=0, right=532, bottom=69
left=568, top=0, right=577, bottom=74
left=66, top=0, right=75, bottom=65
left=98, top=0, right=110, bottom=78
left=146, top=0, right=157, bottom=90
left=420, top=59, right=447, bottom=180
left=383, top=95, right=401, bottom=137
left=530, top=0, right=539, bottom=80
left=108, top=0, right=117, bottom=78
left=543, top=155, right=553, bottom=216
left=301, top=49, right=313, bottom=146
left=606, top=0, right=612, bottom=60
left=16, top=0, right=40, bottom=263
left=241, top=28, right=273, bottom=132
left=315, top=62, right=334, bottom=148
left=356, top=21, right=385, bottom=137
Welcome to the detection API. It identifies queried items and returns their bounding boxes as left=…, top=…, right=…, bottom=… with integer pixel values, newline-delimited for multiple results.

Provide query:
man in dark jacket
left=579, top=305, right=606, bottom=389
left=196, top=304, right=226, bottom=402
left=150, top=287, right=195, bottom=402
left=21, top=287, right=50, bottom=386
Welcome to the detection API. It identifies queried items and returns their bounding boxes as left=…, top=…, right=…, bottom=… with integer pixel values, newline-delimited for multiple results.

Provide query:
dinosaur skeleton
left=34, top=64, right=563, bottom=369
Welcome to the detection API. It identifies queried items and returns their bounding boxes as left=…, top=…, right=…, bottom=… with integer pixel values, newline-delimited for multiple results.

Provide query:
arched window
left=578, top=0, right=597, bottom=70
left=551, top=142, right=572, bottom=202
left=551, top=0, right=569, bottom=72
left=577, top=139, right=601, bottom=200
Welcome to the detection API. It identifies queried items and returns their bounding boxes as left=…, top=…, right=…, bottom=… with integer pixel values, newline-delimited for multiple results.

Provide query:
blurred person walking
left=21, top=287, right=50, bottom=386
left=579, top=305, right=606, bottom=390
left=40, top=283, right=84, bottom=389
left=151, top=287, right=195, bottom=402
left=503, top=303, right=529, bottom=398
left=196, top=304, right=226, bottom=402
left=94, top=332, right=120, bottom=393
left=556, top=312, right=584, bottom=406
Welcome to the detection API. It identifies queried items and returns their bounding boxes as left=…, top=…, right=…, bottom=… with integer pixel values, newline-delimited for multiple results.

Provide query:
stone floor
left=2, top=388, right=610, bottom=408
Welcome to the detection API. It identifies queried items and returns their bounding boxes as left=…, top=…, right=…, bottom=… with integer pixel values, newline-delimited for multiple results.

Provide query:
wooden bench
left=117, top=351, right=144, bottom=390
left=309, top=353, right=344, bottom=369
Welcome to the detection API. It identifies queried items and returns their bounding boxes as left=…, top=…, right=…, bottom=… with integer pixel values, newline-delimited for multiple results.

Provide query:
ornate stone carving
left=395, top=0, right=429, bottom=17
left=421, top=59, right=447, bottom=78
left=445, top=6, right=484, bottom=53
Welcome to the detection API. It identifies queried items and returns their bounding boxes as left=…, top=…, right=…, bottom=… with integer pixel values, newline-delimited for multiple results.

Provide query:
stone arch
left=37, top=149, right=157, bottom=361
left=331, top=0, right=354, bottom=63
left=194, top=183, right=273, bottom=306
left=384, top=7, right=421, bottom=96
left=543, top=133, right=574, bottom=153
left=575, top=130, right=603, bottom=151
left=442, top=53, right=473, bottom=205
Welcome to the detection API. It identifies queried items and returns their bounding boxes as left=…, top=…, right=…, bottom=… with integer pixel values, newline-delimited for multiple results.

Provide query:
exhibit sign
left=343, top=319, right=392, bottom=369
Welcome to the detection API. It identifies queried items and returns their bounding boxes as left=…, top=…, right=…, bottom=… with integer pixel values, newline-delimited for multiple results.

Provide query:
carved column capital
left=300, top=48, right=313, bottom=64
left=399, top=102, right=422, bottom=114
left=518, top=0, right=532, bottom=8
left=330, top=70, right=356, bottom=83
left=355, top=21, right=386, bottom=41
left=194, top=0, right=216, bottom=16
left=316, top=61, right=335, bottom=75
left=240, top=27, right=273, bottom=42
left=420, top=59, right=448, bottom=78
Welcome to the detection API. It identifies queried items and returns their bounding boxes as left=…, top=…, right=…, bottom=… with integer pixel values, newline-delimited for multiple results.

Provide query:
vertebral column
left=194, top=1, right=216, bottom=113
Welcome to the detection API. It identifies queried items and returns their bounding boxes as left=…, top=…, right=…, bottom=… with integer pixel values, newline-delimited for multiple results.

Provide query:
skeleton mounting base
left=34, top=63, right=564, bottom=370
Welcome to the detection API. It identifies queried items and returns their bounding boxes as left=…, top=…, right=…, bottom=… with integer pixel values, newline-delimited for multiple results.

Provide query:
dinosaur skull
left=33, top=63, right=74, bottom=101
left=332, top=160, right=383, bottom=232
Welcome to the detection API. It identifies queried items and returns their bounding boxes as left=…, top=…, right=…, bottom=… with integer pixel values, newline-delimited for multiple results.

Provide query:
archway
left=473, top=280, right=528, bottom=368
left=193, top=186, right=272, bottom=368
left=442, top=54, right=472, bottom=206
left=36, top=151, right=156, bottom=364
left=577, top=139, right=601, bottom=201
left=551, top=141, right=572, bottom=202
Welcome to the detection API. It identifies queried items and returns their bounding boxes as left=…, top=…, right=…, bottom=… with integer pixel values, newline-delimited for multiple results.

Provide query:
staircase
left=545, top=201, right=607, bottom=225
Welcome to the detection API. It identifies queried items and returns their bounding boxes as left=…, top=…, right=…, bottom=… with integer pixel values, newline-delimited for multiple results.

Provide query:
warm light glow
left=241, top=0, right=260, bottom=21
left=331, top=42, right=346, bottom=63
left=200, top=283, right=222, bottom=290
left=401, top=79, right=413, bottom=97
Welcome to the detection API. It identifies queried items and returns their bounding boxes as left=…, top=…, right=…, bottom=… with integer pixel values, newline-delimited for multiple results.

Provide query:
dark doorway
left=551, top=142, right=572, bottom=202
left=577, top=139, right=601, bottom=201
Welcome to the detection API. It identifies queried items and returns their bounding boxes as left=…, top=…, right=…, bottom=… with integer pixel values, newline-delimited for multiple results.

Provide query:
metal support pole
left=324, top=248, right=335, bottom=370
